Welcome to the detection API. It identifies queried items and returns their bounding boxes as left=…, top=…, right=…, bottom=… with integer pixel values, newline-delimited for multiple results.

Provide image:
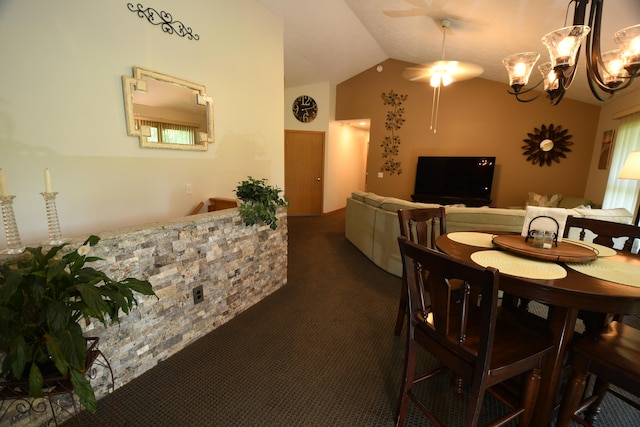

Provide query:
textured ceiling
left=257, top=0, right=640, bottom=105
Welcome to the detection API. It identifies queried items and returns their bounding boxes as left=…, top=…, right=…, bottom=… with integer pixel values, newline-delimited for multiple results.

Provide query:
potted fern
left=0, top=235, right=157, bottom=413
left=234, top=176, right=288, bottom=230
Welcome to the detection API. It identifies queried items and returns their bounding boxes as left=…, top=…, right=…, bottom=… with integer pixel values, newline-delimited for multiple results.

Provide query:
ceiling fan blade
left=403, top=0, right=429, bottom=8
left=402, top=61, right=484, bottom=83
left=383, top=8, right=430, bottom=18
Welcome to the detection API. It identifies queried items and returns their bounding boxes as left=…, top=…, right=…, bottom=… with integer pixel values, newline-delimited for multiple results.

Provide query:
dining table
left=435, top=231, right=640, bottom=426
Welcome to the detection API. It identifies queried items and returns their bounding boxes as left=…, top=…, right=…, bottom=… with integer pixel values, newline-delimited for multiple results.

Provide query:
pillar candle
left=0, top=169, right=8, bottom=197
left=44, top=168, right=53, bottom=193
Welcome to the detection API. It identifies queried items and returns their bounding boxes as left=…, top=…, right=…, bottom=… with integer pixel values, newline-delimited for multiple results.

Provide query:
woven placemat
left=471, top=250, right=567, bottom=280
left=447, top=232, right=496, bottom=248
left=566, top=258, right=640, bottom=288
left=563, top=238, right=617, bottom=257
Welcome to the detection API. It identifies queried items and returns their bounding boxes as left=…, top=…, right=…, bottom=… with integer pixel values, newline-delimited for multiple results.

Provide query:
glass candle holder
left=41, top=192, right=68, bottom=245
left=1, top=195, right=25, bottom=254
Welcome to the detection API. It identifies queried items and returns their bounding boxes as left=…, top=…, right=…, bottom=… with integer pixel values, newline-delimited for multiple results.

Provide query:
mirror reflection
left=123, top=67, right=213, bottom=151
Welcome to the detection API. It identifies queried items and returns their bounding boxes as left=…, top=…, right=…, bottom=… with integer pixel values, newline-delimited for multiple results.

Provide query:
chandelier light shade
left=539, top=62, right=560, bottom=92
left=502, top=0, right=640, bottom=105
left=600, top=49, right=628, bottom=84
left=615, top=25, right=640, bottom=74
left=502, top=52, right=540, bottom=88
left=541, top=26, right=590, bottom=69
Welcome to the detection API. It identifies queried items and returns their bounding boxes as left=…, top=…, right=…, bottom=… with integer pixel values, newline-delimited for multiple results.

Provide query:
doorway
left=285, top=130, right=324, bottom=216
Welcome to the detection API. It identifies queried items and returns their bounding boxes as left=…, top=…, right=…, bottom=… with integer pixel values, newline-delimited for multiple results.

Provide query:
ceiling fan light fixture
left=402, top=18, right=483, bottom=133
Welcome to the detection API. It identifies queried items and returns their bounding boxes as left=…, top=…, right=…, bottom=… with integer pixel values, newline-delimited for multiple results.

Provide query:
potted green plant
left=0, top=235, right=157, bottom=413
left=234, top=176, right=288, bottom=230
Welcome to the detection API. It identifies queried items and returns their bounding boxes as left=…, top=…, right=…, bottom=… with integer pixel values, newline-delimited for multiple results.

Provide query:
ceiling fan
left=383, top=0, right=488, bottom=33
left=400, top=18, right=484, bottom=133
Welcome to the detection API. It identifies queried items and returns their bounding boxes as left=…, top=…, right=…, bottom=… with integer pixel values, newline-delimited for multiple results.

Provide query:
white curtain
left=602, top=111, right=640, bottom=226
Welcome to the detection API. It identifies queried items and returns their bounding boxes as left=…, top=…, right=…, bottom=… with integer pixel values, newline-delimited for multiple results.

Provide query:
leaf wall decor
left=380, top=90, right=408, bottom=175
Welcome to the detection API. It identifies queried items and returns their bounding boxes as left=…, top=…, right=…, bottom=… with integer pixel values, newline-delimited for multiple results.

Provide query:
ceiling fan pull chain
left=430, top=84, right=440, bottom=134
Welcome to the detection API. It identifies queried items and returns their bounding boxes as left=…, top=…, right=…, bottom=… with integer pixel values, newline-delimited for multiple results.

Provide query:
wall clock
left=292, top=95, right=318, bottom=123
left=522, top=123, right=573, bottom=167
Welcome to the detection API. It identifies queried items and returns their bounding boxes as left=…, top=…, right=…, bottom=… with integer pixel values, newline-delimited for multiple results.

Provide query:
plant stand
left=0, top=337, right=114, bottom=426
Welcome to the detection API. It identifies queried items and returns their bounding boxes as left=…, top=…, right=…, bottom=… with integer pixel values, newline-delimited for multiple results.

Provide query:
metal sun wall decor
left=127, top=3, right=200, bottom=41
left=522, top=123, right=573, bottom=167
left=380, top=90, right=408, bottom=175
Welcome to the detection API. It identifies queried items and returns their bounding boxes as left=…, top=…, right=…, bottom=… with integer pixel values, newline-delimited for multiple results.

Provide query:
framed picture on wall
left=598, top=129, right=615, bottom=170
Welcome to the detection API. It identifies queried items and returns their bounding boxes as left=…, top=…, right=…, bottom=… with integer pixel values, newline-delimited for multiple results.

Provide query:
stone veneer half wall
left=0, top=208, right=288, bottom=426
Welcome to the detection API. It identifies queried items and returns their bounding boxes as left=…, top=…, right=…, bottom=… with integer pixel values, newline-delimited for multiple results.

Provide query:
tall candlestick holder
left=41, top=192, right=68, bottom=245
left=1, top=195, right=25, bottom=254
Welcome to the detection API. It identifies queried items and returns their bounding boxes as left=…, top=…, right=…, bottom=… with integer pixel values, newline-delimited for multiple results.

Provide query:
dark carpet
left=64, top=211, right=639, bottom=426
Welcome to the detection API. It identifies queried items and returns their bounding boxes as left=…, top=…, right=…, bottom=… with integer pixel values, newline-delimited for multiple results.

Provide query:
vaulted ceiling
left=257, top=0, right=640, bottom=105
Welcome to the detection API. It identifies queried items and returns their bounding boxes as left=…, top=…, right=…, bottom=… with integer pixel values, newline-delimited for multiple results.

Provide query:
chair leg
left=584, top=377, right=610, bottom=424
left=396, top=330, right=417, bottom=427
left=464, top=378, right=487, bottom=427
left=519, top=368, right=542, bottom=427
left=557, top=359, right=590, bottom=427
left=394, top=276, right=407, bottom=336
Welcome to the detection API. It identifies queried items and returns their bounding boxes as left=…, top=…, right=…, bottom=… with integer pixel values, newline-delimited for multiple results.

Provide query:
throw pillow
left=526, top=192, right=562, bottom=208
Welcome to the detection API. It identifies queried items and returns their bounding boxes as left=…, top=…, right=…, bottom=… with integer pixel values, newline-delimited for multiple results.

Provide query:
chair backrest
left=397, top=236, right=499, bottom=376
left=398, top=207, right=447, bottom=249
left=564, top=216, right=640, bottom=253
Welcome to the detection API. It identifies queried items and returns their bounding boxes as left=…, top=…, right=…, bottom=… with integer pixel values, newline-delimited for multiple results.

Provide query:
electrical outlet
left=377, top=172, right=383, bottom=178
left=193, top=285, right=204, bottom=304
left=185, top=183, right=192, bottom=195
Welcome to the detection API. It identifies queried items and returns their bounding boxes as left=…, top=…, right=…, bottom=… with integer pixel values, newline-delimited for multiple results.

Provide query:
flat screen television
left=412, top=156, right=496, bottom=206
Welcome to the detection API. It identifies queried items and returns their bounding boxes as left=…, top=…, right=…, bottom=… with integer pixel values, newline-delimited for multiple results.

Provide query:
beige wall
left=336, top=59, right=604, bottom=208
left=285, top=82, right=369, bottom=213
left=0, top=0, right=285, bottom=248
left=325, top=121, right=369, bottom=211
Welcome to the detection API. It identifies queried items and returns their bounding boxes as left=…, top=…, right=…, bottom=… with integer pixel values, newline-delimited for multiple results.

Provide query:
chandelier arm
left=572, top=0, right=588, bottom=26
left=552, top=0, right=590, bottom=93
left=510, top=79, right=544, bottom=95
left=549, top=89, right=566, bottom=106
left=583, top=0, right=613, bottom=95
left=506, top=78, right=544, bottom=102
left=515, top=92, right=541, bottom=103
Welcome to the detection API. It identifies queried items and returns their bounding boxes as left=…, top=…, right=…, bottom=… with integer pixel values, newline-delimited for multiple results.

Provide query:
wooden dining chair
left=557, top=216, right=640, bottom=425
left=556, top=321, right=640, bottom=427
left=396, top=237, right=553, bottom=427
left=563, top=215, right=640, bottom=331
left=394, top=207, right=447, bottom=336
left=563, top=216, right=640, bottom=253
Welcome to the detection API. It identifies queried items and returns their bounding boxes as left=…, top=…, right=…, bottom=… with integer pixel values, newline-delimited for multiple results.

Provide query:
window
left=136, top=119, right=198, bottom=145
left=602, top=111, right=640, bottom=225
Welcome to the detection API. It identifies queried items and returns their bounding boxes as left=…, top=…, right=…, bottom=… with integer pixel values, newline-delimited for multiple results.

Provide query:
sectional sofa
left=345, top=191, right=633, bottom=277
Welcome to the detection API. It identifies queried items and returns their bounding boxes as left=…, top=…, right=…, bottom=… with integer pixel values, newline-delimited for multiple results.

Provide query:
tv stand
left=411, top=194, right=491, bottom=207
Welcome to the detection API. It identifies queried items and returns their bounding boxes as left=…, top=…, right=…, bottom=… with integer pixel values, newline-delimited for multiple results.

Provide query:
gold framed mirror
left=122, top=67, right=213, bottom=151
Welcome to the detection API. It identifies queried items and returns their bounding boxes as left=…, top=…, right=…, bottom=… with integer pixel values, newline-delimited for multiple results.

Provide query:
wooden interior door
left=285, top=130, right=324, bottom=216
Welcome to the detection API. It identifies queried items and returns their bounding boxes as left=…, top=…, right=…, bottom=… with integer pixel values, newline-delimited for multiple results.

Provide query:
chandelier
left=502, top=0, right=640, bottom=105
left=403, top=19, right=483, bottom=132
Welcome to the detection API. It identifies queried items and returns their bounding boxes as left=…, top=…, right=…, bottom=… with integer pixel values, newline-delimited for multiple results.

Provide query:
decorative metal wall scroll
left=127, top=3, right=200, bottom=41
left=522, top=123, right=573, bottom=167
left=380, top=90, right=408, bottom=176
